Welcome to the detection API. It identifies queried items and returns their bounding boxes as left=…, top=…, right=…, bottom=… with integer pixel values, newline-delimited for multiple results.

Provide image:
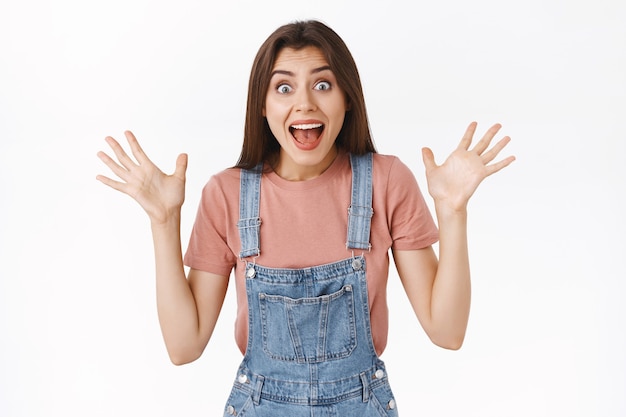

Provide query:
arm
left=393, top=122, right=514, bottom=350
left=393, top=210, right=470, bottom=350
left=97, top=131, right=228, bottom=365
left=151, top=214, right=229, bottom=365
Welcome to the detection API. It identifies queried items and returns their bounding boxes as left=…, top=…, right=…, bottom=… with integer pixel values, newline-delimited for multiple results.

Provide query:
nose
left=295, top=89, right=317, bottom=112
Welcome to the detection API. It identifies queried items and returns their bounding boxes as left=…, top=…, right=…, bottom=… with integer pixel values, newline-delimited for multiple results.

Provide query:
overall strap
left=346, top=153, right=374, bottom=250
left=237, top=163, right=263, bottom=258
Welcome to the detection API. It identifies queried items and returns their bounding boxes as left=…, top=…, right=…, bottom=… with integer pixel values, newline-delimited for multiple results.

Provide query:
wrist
left=434, top=199, right=468, bottom=218
left=434, top=201, right=468, bottom=232
left=150, top=209, right=182, bottom=229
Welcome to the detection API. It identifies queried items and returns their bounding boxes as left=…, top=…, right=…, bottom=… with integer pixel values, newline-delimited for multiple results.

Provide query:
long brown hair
left=235, top=20, right=376, bottom=169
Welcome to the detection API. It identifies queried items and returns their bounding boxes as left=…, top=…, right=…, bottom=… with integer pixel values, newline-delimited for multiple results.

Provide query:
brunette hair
left=235, top=20, right=376, bottom=169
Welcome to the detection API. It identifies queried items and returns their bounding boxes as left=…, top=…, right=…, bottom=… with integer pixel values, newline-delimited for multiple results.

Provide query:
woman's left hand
left=422, top=122, right=515, bottom=212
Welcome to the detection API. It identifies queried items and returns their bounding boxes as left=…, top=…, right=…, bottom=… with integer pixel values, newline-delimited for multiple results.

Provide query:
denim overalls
left=224, top=153, right=399, bottom=416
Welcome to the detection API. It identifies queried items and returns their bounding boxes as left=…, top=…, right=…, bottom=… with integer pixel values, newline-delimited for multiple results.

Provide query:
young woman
left=97, top=20, right=514, bottom=416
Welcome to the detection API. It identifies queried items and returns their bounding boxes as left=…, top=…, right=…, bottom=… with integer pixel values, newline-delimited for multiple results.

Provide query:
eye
left=276, top=83, right=292, bottom=94
left=314, top=81, right=331, bottom=91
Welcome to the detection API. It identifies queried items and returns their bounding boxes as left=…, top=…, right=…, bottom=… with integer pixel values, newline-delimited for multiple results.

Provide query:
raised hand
left=96, top=131, right=188, bottom=224
left=421, top=122, right=515, bottom=212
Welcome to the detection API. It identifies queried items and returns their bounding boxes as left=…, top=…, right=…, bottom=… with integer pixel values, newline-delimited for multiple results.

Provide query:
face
left=264, top=46, right=349, bottom=181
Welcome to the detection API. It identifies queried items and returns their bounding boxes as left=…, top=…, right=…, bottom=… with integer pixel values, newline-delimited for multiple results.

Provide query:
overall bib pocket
left=258, top=284, right=357, bottom=363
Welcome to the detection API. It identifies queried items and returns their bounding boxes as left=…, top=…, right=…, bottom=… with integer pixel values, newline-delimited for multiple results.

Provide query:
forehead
left=272, top=46, right=329, bottom=71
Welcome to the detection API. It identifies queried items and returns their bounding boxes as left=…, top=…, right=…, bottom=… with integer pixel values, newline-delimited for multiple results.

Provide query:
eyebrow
left=270, top=65, right=332, bottom=78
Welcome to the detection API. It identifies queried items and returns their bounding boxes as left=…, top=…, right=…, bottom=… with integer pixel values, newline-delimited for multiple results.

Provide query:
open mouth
left=289, top=123, right=325, bottom=145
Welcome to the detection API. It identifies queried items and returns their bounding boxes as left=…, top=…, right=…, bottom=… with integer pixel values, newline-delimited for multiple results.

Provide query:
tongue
left=293, top=127, right=322, bottom=144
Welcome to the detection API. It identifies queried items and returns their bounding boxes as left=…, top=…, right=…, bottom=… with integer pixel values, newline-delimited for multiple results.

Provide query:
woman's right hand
left=96, top=131, right=188, bottom=225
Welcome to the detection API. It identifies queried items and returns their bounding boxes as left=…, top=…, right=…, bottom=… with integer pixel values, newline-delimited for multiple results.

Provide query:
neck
left=272, top=147, right=338, bottom=181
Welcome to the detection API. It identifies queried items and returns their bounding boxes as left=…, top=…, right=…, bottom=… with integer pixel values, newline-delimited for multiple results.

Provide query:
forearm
left=430, top=205, right=471, bottom=349
left=151, top=214, right=202, bottom=364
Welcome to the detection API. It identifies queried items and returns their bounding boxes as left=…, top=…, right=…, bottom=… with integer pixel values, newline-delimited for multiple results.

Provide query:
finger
left=95, top=173, right=130, bottom=194
left=174, top=153, right=188, bottom=181
left=97, top=150, right=132, bottom=182
left=472, top=123, right=502, bottom=155
left=105, top=135, right=138, bottom=171
left=485, top=155, right=516, bottom=177
left=421, top=147, right=437, bottom=172
left=481, top=136, right=511, bottom=164
left=457, top=121, right=478, bottom=151
left=125, top=130, right=154, bottom=167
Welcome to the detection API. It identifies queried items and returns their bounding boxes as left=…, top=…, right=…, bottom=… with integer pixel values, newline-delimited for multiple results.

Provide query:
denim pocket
left=259, top=284, right=357, bottom=363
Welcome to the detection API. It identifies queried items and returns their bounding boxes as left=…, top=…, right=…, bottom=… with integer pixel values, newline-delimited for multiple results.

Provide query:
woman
left=97, top=20, right=514, bottom=416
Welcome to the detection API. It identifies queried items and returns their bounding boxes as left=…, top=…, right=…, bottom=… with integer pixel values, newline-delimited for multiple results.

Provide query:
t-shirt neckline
left=264, top=151, right=348, bottom=191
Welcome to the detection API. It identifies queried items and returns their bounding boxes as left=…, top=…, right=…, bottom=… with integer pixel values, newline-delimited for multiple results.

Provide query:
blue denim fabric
left=228, top=153, right=399, bottom=416
left=346, top=152, right=374, bottom=251
left=237, top=161, right=263, bottom=259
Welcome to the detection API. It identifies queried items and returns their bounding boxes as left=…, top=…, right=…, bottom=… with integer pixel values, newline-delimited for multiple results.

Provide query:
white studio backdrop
left=1, top=0, right=624, bottom=416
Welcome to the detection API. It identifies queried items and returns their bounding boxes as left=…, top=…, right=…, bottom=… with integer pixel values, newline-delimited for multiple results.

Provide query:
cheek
left=331, top=104, right=348, bottom=126
left=265, top=115, right=287, bottom=140
left=264, top=98, right=289, bottom=119
left=328, top=94, right=349, bottom=118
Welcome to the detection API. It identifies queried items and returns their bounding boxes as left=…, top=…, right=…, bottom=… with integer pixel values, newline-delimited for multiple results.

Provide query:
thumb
left=174, top=153, right=188, bottom=180
left=421, top=147, right=436, bottom=172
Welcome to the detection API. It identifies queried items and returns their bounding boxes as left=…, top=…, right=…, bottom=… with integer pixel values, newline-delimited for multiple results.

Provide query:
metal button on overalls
left=246, top=267, right=256, bottom=278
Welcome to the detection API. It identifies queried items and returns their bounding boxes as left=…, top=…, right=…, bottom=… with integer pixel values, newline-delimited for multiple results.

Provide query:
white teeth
left=291, top=123, right=323, bottom=130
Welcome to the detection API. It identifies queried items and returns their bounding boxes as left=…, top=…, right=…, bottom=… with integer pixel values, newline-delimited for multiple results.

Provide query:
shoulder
left=197, top=167, right=242, bottom=207
left=201, top=167, right=240, bottom=192
left=207, top=167, right=241, bottom=184
left=371, top=153, right=418, bottom=185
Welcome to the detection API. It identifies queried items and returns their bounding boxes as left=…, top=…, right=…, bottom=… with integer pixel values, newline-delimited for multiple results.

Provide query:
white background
left=1, top=0, right=625, bottom=416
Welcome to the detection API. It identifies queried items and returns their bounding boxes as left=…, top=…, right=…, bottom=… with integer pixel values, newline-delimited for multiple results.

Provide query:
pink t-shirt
left=184, top=151, right=439, bottom=356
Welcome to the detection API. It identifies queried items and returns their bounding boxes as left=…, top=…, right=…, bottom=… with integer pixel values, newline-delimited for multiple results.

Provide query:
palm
left=422, top=122, right=515, bottom=211
left=97, top=131, right=188, bottom=224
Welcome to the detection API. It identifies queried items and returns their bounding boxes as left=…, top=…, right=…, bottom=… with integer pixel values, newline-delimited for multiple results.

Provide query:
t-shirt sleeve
left=183, top=171, right=238, bottom=277
left=386, top=157, right=439, bottom=250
